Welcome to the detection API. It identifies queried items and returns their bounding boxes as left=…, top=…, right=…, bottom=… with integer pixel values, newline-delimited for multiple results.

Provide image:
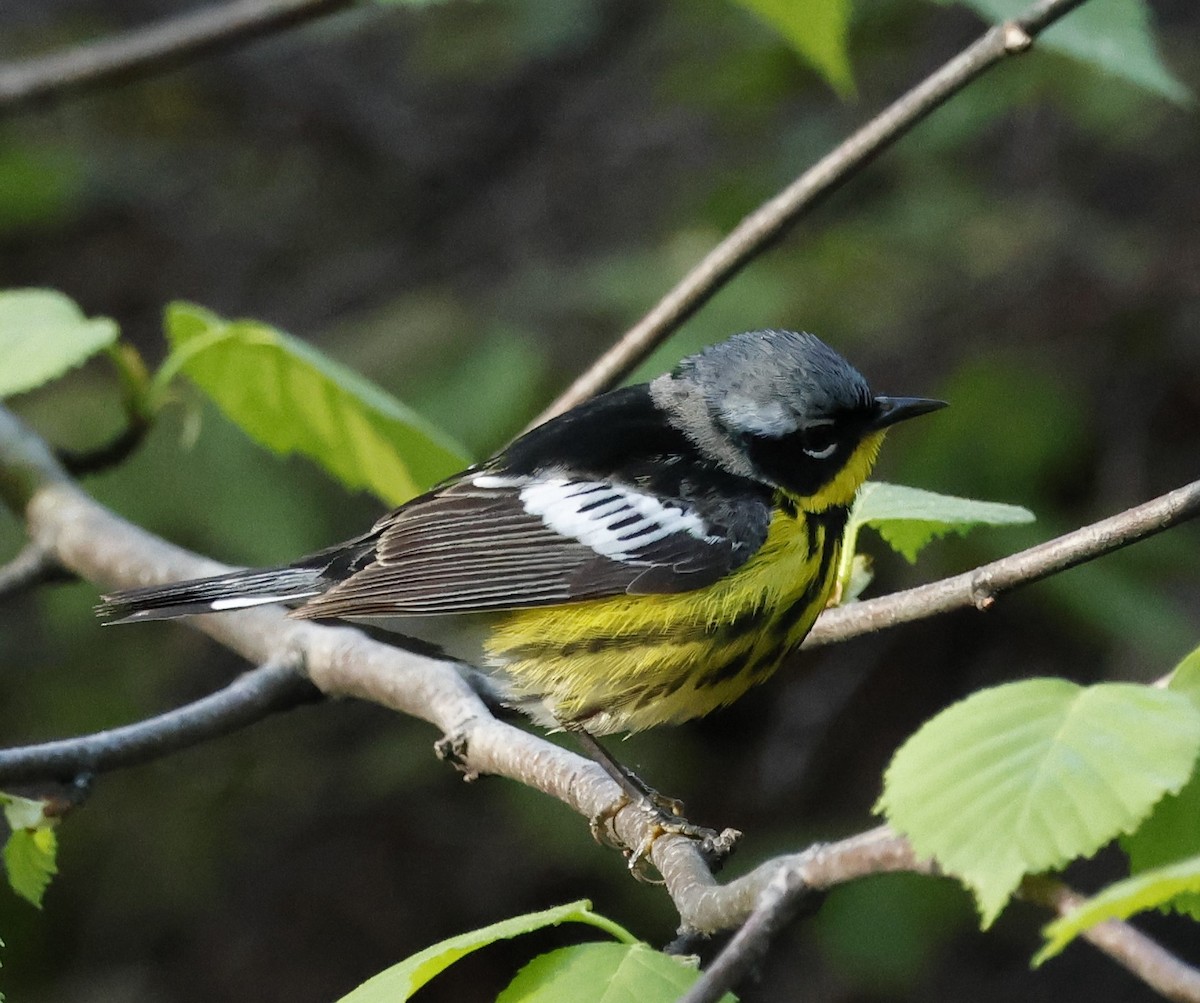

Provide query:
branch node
left=1001, top=20, right=1034, bottom=52
left=435, top=732, right=479, bottom=781
left=701, top=828, right=743, bottom=870
left=0, top=541, right=75, bottom=598
left=42, top=773, right=94, bottom=817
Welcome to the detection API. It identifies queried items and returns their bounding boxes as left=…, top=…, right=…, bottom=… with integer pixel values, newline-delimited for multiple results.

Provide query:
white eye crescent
left=801, top=419, right=838, bottom=459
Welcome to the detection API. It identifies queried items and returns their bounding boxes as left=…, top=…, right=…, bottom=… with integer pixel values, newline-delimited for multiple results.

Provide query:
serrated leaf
left=3, top=826, right=57, bottom=909
left=834, top=481, right=1033, bottom=596
left=878, top=679, right=1200, bottom=926
left=0, top=289, right=119, bottom=398
left=498, top=942, right=736, bottom=1003
left=1120, top=769, right=1200, bottom=922
left=732, top=0, right=853, bottom=95
left=336, top=900, right=634, bottom=1003
left=1, top=792, right=48, bottom=832
left=947, top=0, right=1189, bottom=104
left=1037, top=854, right=1200, bottom=963
left=163, top=303, right=471, bottom=505
left=854, top=482, right=1034, bottom=563
left=1118, top=644, right=1200, bottom=920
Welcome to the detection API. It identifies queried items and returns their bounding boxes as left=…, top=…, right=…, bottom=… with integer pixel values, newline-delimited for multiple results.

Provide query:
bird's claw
left=590, top=791, right=742, bottom=882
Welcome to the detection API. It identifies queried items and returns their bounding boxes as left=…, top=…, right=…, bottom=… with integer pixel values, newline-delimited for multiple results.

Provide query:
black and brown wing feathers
left=293, top=387, right=773, bottom=620
left=293, top=474, right=770, bottom=619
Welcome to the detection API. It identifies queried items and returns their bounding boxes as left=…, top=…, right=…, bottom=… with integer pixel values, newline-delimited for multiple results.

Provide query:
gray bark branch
left=0, top=0, right=354, bottom=110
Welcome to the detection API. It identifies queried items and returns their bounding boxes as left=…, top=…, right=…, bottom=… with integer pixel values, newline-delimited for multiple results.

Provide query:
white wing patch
left=469, top=474, right=527, bottom=489
left=512, top=477, right=712, bottom=560
left=209, top=592, right=320, bottom=611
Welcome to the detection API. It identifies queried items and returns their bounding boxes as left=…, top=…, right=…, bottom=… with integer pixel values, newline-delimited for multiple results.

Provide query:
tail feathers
left=97, top=567, right=325, bottom=624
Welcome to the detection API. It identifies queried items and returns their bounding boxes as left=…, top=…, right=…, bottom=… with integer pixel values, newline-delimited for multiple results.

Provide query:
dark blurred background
left=1, top=0, right=1198, bottom=999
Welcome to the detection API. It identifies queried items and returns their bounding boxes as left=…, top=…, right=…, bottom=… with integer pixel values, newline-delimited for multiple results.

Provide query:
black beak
left=870, top=396, right=947, bottom=430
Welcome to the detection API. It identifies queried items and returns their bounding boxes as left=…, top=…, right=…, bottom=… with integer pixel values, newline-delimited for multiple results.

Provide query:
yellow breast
left=484, top=498, right=847, bottom=734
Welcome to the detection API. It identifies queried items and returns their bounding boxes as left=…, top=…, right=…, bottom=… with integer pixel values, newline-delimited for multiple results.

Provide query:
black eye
left=802, top=422, right=839, bottom=460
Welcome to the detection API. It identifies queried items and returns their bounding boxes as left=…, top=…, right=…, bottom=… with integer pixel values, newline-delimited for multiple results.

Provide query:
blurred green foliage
left=0, top=290, right=117, bottom=399
left=950, top=0, right=1190, bottom=102
left=812, top=873, right=973, bottom=990
left=162, top=303, right=471, bottom=503
left=0, top=0, right=1197, bottom=1000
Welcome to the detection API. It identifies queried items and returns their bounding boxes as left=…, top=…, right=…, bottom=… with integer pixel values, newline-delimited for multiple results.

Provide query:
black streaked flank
left=695, top=650, right=753, bottom=689
left=772, top=508, right=847, bottom=641
left=630, top=670, right=695, bottom=710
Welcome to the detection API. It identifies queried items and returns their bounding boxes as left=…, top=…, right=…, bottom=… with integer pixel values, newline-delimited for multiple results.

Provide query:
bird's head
left=650, top=330, right=945, bottom=508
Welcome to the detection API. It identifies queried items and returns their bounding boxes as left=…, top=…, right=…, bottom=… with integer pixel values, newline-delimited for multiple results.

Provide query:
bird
left=99, top=329, right=943, bottom=759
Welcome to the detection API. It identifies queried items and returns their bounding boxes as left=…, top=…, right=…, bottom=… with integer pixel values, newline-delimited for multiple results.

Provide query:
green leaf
left=162, top=303, right=471, bottom=505
left=835, top=481, right=1033, bottom=600
left=732, top=0, right=853, bottom=95
left=947, top=0, right=1190, bottom=104
left=1036, top=854, right=1200, bottom=963
left=1120, top=770, right=1200, bottom=922
left=3, top=829, right=57, bottom=909
left=1168, top=644, right=1200, bottom=707
left=1, top=792, right=46, bottom=832
left=498, top=942, right=735, bottom=1003
left=877, top=679, right=1200, bottom=926
left=854, top=481, right=1035, bottom=563
left=336, top=900, right=635, bottom=1003
left=1119, top=644, right=1200, bottom=920
left=2, top=793, right=58, bottom=909
left=0, top=289, right=119, bottom=398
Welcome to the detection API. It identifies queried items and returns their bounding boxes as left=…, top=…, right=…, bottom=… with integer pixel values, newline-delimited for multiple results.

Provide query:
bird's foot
left=590, top=787, right=741, bottom=881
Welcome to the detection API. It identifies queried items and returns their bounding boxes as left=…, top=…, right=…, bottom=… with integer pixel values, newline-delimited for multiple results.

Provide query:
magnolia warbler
left=99, top=330, right=943, bottom=742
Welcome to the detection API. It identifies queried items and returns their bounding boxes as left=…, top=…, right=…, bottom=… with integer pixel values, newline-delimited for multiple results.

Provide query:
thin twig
left=3, top=401, right=1200, bottom=995
left=57, top=417, right=150, bottom=477
left=533, top=0, right=1088, bottom=425
left=676, top=867, right=816, bottom=1003
left=0, top=541, right=73, bottom=598
left=0, top=0, right=354, bottom=111
left=1024, top=877, right=1200, bottom=1001
left=667, top=829, right=1200, bottom=1003
left=805, top=478, right=1200, bottom=648
left=0, top=660, right=319, bottom=783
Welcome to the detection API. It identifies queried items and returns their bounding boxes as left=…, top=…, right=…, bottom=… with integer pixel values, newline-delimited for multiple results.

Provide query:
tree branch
left=669, top=828, right=1200, bottom=1003
left=1024, top=877, right=1200, bottom=1001
left=534, top=0, right=1089, bottom=425
left=0, top=541, right=72, bottom=598
left=0, top=660, right=319, bottom=784
left=804, top=478, right=1200, bottom=649
left=3, top=390, right=1199, bottom=997
left=676, top=865, right=818, bottom=1003
left=0, top=0, right=354, bottom=111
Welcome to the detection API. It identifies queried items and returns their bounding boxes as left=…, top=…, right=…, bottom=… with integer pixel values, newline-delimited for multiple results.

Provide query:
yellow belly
left=484, top=502, right=844, bottom=734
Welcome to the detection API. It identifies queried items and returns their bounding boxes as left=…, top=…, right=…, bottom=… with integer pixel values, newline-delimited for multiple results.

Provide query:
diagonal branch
left=0, top=0, right=354, bottom=111
left=0, top=660, right=319, bottom=784
left=667, top=827, right=1200, bottom=1003
left=5, top=396, right=1200, bottom=994
left=676, top=865, right=818, bottom=1003
left=534, top=0, right=1089, bottom=425
left=804, top=478, right=1200, bottom=649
